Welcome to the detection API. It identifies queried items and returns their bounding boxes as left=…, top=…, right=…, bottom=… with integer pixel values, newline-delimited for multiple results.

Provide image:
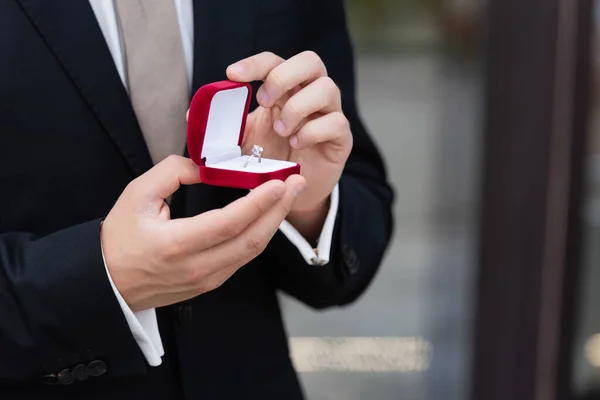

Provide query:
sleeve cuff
left=100, top=235, right=164, bottom=367
left=279, top=184, right=339, bottom=266
left=97, top=184, right=340, bottom=367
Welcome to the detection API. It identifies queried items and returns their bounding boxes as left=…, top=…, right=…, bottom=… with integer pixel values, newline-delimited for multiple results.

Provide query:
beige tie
left=114, top=0, right=189, bottom=165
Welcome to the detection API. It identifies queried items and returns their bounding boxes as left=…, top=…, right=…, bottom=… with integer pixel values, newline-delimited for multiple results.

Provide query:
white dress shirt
left=89, top=0, right=339, bottom=367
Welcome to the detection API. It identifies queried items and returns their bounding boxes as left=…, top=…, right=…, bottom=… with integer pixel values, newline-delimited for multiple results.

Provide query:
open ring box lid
left=187, top=80, right=300, bottom=189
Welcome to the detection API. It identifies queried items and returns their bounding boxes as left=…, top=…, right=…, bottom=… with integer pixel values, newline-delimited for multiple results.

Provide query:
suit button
left=57, top=369, right=74, bottom=385
left=87, top=360, right=107, bottom=377
left=177, top=303, right=193, bottom=324
left=72, top=364, right=89, bottom=381
left=342, top=245, right=359, bottom=274
left=43, top=373, right=57, bottom=385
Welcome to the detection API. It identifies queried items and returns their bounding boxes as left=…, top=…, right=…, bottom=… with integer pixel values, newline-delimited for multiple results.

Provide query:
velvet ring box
left=186, top=80, right=301, bottom=190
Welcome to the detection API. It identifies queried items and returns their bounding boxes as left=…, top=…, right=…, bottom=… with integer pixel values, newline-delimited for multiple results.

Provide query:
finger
left=290, top=112, right=351, bottom=150
left=274, top=76, right=341, bottom=137
left=256, top=51, right=328, bottom=108
left=167, top=179, right=287, bottom=251
left=132, top=155, right=201, bottom=202
left=226, top=51, right=285, bottom=83
left=197, top=174, right=306, bottom=275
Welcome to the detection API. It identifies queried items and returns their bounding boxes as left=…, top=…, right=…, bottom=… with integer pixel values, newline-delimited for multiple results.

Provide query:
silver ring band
left=243, top=145, right=264, bottom=168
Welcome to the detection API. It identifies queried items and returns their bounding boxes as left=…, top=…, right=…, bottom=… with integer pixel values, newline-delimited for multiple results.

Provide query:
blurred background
left=275, top=0, right=600, bottom=399
left=571, top=1, right=600, bottom=399
left=279, top=0, right=485, bottom=399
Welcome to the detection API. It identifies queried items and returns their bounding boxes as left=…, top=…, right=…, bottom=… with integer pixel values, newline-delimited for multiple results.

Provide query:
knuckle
left=125, top=177, right=142, bottom=195
left=160, top=235, right=184, bottom=262
left=196, top=281, right=211, bottom=294
left=260, top=51, right=277, bottom=60
left=191, top=265, right=227, bottom=292
left=187, top=266, right=204, bottom=287
left=303, top=50, right=321, bottom=64
left=320, top=77, right=340, bottom=102
left=246, top=236, right=267, bottom=256
left=164, top=154, right=181, bottom=168
left=219, top=219, right=243, bottom=239
left=212, top=269, right=237, bottom=291
left=212, top=269, right=236, bottom=290
left=247, top=55, right=261, bottom=69
left=165, top=154, right=180, bottom=163
left=209, top=279, right=224, bottom=292
left=346, top=129, right=354, bottom=148
left=268, top=70, right=287, bottom=89
left=331, top=112, right=349, bottom=130
left=318, top=75, right=336, bottom=89
left=200, top=277, right=222, bottom=293
left=303, top=50, right=326, bottom=74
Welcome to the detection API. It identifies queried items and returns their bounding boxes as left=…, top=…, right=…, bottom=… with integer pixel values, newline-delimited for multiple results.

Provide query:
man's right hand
left=101, top=155, right=305, bottom=311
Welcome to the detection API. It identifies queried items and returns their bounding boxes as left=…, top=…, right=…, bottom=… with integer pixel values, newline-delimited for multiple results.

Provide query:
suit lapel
left=191, top=0, right=257, bottom=93
left=16, top=0, right=258, bottom=178
left=16, top=0, right=153, bottom=176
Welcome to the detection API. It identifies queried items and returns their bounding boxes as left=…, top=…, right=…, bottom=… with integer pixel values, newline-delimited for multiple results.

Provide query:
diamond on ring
left=243, top=144, right=264, bottom=167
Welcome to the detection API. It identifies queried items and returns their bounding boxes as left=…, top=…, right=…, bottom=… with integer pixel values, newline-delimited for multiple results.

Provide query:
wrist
left=100, top=219, right=146, bottom=312
left=287, top=196, right=330, bottom=244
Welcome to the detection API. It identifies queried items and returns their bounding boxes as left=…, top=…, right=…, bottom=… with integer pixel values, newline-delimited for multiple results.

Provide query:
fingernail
left=294, top=182, right=305, bottom=197
left=272, top=185, right=286, bottom=200
left=290, top=135, right=299, bottom=147
left=257, top=88, right=270, bottom=105
left=274, top=120, right=285, bottom=135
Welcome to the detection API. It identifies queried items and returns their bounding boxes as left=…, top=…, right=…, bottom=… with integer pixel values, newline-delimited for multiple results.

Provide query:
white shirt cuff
left=279, top=184, right=339, bottom=265
left=100, top=238, right=164, bottom=367
left=96, top=184, right=339, bottom=368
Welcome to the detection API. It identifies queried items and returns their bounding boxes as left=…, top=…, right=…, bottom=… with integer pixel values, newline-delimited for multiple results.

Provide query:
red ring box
left=186, top=80, right=300, bottom=189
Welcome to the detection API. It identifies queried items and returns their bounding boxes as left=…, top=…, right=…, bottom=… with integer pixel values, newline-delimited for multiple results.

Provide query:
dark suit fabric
left=0, top=0, right=394, bottom=398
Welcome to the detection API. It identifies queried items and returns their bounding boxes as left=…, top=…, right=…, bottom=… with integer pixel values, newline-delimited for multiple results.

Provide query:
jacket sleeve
left=265, top=0, right=395, bottom=309
left=0, top=219, right=147, bottom=383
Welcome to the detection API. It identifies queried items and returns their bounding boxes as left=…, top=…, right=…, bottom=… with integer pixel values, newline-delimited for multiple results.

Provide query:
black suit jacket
left=0, top=0, right=394, bottom=398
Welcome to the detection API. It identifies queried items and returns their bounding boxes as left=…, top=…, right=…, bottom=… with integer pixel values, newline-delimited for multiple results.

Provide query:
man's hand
left=226, top=51, right=353, bottom=241
left=101, top=155, right=305, bottom=311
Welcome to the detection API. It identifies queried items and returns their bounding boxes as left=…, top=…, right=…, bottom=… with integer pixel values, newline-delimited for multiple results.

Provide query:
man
left=0, top=0, right=394, bottom=399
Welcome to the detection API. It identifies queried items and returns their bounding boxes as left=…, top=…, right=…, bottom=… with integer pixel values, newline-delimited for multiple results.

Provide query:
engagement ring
left=243, top=144, right=263, bottom=167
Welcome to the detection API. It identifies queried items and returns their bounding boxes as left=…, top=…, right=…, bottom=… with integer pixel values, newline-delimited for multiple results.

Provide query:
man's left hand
left=226, top=51, right=352, bottom=240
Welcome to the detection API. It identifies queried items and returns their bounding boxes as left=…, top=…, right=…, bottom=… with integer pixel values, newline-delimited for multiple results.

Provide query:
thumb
left=134, top=155, right=201, bottom=201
